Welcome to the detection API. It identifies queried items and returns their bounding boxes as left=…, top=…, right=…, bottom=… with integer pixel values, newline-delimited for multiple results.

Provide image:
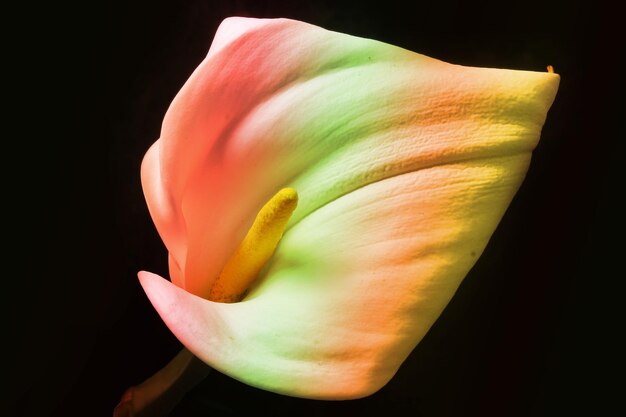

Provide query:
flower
left=138, top=17, right=559, bottom=400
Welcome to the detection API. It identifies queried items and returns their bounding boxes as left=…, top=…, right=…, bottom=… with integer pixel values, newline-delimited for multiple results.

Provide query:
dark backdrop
left=6, top=1, right=620, bottom=416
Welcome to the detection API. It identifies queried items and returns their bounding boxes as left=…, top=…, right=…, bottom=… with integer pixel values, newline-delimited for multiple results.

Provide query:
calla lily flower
left=134, top=16, right=559, bottom=405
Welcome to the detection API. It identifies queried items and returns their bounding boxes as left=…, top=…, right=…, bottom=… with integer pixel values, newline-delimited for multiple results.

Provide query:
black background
left=6, top=1, right=620, bottom=416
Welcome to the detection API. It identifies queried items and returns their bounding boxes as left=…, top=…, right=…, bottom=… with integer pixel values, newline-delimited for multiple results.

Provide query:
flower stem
left=114, top=348, right=211, bottom=417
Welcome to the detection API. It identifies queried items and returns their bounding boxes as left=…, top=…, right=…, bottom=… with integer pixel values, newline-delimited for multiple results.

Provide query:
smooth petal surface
left=140, top=17, right=559, bottom=399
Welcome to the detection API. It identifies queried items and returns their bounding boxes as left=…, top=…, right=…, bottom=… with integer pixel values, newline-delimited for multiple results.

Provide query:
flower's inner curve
left=207, top=188, right=298, bottom=302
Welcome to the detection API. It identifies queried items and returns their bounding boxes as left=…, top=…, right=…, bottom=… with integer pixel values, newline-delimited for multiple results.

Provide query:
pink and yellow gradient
left=138, top=17, right=559, bottom=400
